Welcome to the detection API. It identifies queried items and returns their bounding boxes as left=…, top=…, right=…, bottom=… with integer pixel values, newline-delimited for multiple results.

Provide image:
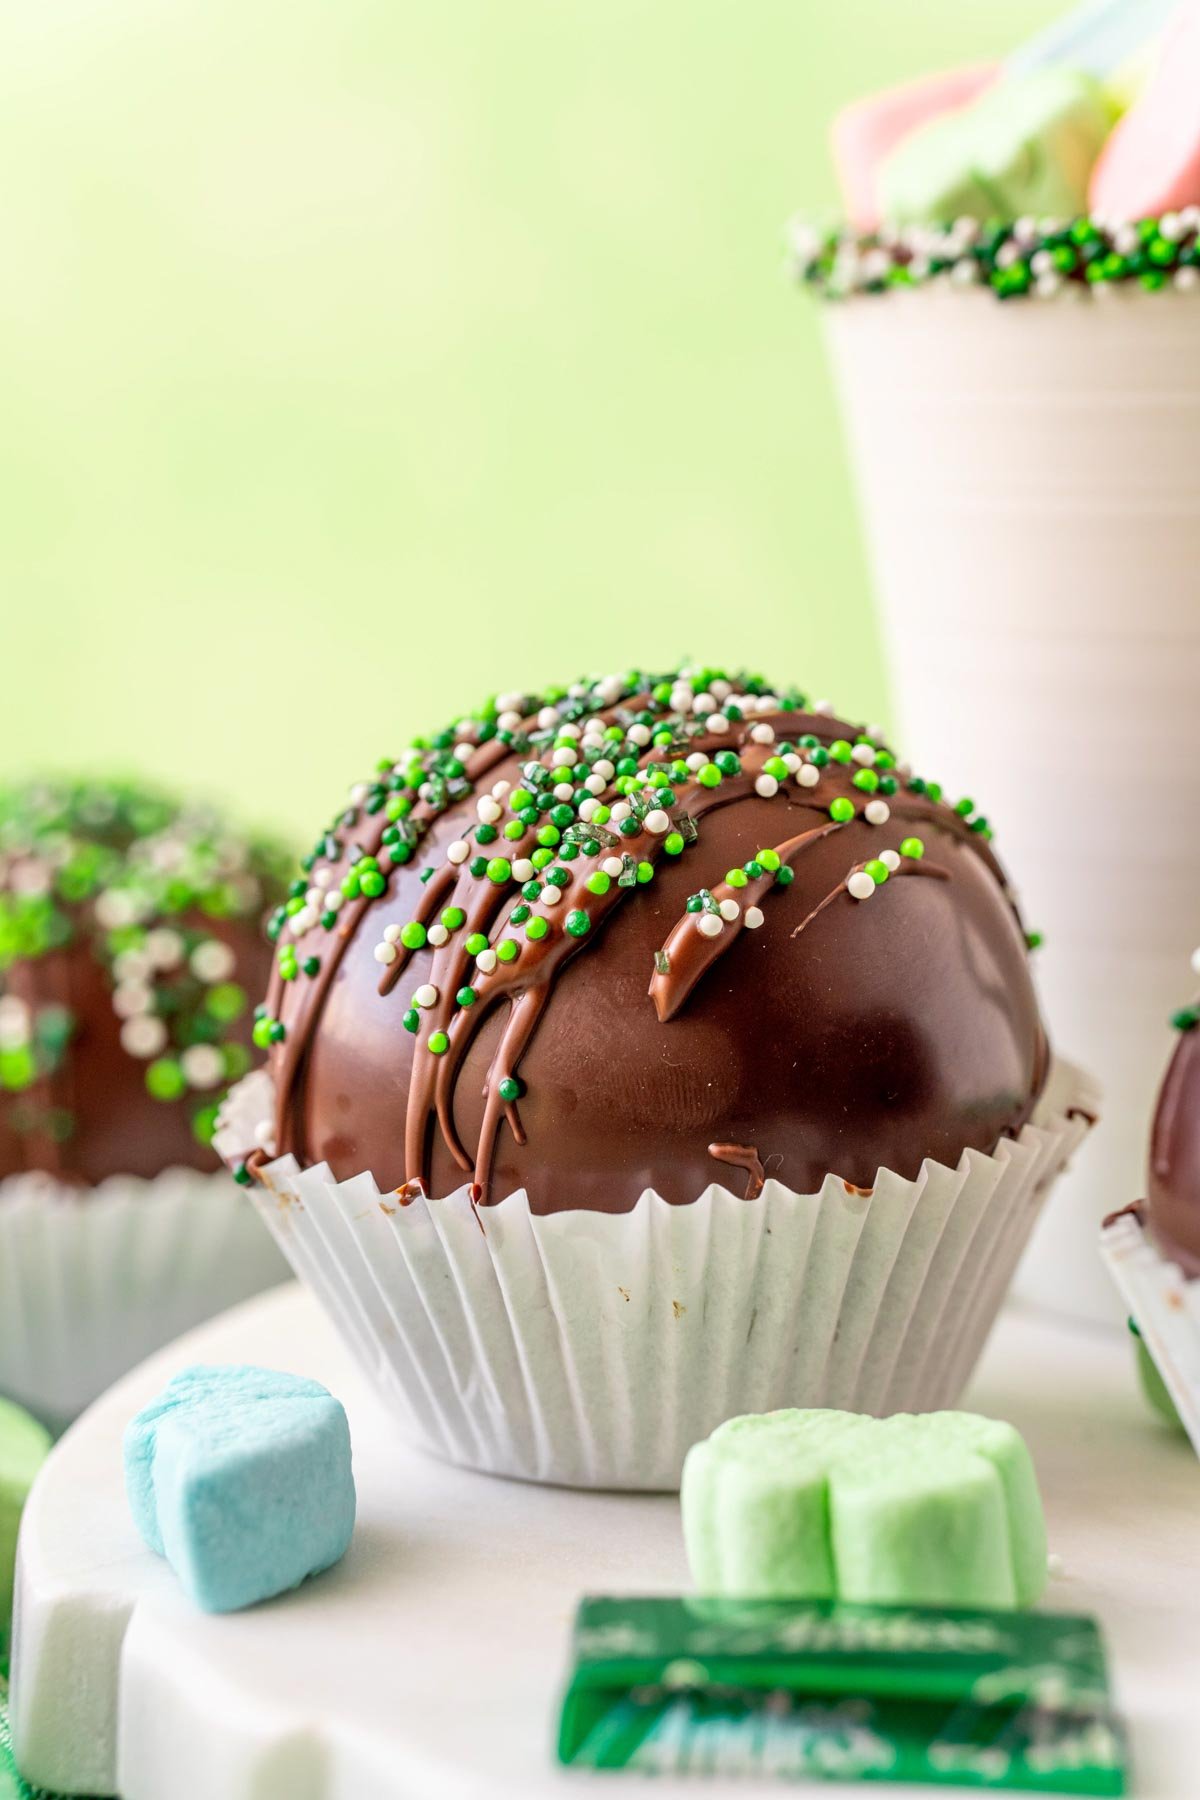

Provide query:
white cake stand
left=11, top=1285, right=1200, bottom=1800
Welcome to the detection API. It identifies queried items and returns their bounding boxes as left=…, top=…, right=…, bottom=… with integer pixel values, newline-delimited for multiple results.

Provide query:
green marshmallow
left=879, top=68, right=1118, bottom=225
left=682, top=1409, right=1047, bottom=1612
left=0, top=1397, right=51, bottom=1634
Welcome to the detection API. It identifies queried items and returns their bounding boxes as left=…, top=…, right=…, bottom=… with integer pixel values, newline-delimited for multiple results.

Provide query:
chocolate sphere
left=1147, top=994, right=1200, bottom=1277
left=246, top=667, right=1048, bottom=1212
left=0, top=780, right=290, bottom=1184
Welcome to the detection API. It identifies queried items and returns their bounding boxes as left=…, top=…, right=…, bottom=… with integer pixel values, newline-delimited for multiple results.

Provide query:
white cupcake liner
left=222, top=1060, right=1095, bottom=1490
left=0, top=1168, right=290, bottom=1431
left=1100, top=1211, right=1200, bottom=1456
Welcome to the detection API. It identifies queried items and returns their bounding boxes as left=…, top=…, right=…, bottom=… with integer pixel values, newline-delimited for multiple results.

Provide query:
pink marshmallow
left=1090, top=2, right=1200, bottom=219
left=831, top=64, right=998, bottom=231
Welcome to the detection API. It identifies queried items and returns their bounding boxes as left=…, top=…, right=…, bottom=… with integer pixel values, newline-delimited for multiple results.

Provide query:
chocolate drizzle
left=708, top=1142, right=767, bottom=1199
left=247, top=671, right=1047, bottom=1212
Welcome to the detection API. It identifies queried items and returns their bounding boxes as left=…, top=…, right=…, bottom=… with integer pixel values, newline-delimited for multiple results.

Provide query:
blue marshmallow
left=124, top=1365, right=356, bottom=1614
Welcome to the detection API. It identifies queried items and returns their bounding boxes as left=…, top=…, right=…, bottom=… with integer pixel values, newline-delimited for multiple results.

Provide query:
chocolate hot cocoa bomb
left=243, top=668, right=1049, bottom=1213
left=0, top=780, right=290, bottom=1183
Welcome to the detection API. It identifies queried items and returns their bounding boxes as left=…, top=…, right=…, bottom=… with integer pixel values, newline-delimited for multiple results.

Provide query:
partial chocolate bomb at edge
left=0, top=780, right=290, bottom=1185
left=1147, top=1021, right=1200, bottom=1278
left=247, top=668, right=1049, bottom=1215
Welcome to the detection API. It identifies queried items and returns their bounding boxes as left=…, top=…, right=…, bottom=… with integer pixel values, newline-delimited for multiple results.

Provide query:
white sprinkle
left=454, top=742, right=475, bottom=763
left=847, top=871, right=876, bottom=901
left=427, top=923, right=449, bottom=947
left=865, top=800, right=890, bottom=825
left=289, top=907, right=317, bottom=937
left=447, top=841, right=470, bottom=865
left=719, top=898, right=740, bottom=922
left=190, top=940, right=236, bottom=983
left=414, top=984, right=438, bottom=1009
left=610, top=802, right=632, bottom=824
left=537, top=706, right=558, bottom=729
left=113, top=982, right=153, bottom=1019
left=686, top=752, right=707, bottom=772
left=497, top=710, right=522, bottom=733
left=512, top=858, right=535, bottom=883
left=1176, top=266, right=1200, bottom=291
left=182, top=1044, right=224, bottom=1089
left=593, top=759, right=615, bottom=781
left=707, top=712, right=730, bottom=734
left=697, top=913, right=724, bottom=938
left=120, top=1015, right=167, bottom=1059
left=1191, top=946, right=1200, bottom=975
left=850, top=743, right=876, bottom=767
left=711, top=678, right=731, bottom=701
left=796, top=765, right=820, bottom=788
left=475, top=948, right=498, bottom=973
left=644, top=809, right=671, bottom=835
left=477, top=796, right=502, bottom=824
left=754, top=695, right=778, bottom=713
left=602, top=857, right=624, bottom=878
left=552, top=746, right=577, bottom=767
left=755, top=774, right=779, bottom=798
left=812, top=698, right=834, bottom=716
left=384, top=923, right=403, bottom=943
left=491, top=780, right=511, bottom=802
left=744, top=906, right=764, bottom=930
left=349, top=783, right=369, bottom=806
left=553, top=782, right=575, bottom=801
left=583, top=773, right=607, bottom=796
left=578, top=798, right=600, bottom=822
left=881, top=849, right=901, bottom=872
left=542, top=886, right=563, bottom=906
left=311, top=868, right=332, bottom=890
left=374, top=942, right=397, bottom=965
left=324, top=888, right=344, bottom=912
left=627, top=723, right=651, bottom=746
left=782, top=752, right=801, bottom=773
left=145, top=928, right=185, bottom=970
left=692, top=693, right=716, bottom=716
left=867, top=723, right=887, bottom=743
left=749, top=723, right=775, bottom=744
left=0, top=997, right=30, bottom=1046
left=305, top=887, right=324, bottom=909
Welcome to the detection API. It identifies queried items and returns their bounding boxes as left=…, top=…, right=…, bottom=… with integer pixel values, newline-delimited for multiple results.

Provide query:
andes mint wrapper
left=557, top=1597, right=1125, bottom=1792
left=1100, top=1209, right=1200, bottom=1456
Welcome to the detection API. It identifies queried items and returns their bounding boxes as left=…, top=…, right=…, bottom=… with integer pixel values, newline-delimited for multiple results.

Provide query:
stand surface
left=11, top=1285, right=1200, bottom=1800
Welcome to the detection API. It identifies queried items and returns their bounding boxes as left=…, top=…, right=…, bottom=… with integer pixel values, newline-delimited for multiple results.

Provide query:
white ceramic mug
left=826, top=285, right=1200, bottom=1326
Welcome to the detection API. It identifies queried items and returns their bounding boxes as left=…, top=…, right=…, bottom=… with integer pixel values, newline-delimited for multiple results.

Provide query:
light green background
left=1, top=0, right=1059, bottom=841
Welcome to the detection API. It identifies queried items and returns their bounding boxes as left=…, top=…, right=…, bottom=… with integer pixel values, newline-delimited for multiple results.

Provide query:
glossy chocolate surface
left=1148, top=1025, right=1200, bottom=1276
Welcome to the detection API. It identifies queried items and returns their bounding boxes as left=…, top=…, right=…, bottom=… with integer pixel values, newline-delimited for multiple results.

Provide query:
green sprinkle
left=456, top=986, right=477, bottom=1008
left=664, top=831, right=685, bottom=855
left=698, top=765, right=722, bottom=788
left=565, top=909, right=590, bottom=937
left=509, top=789, right=533, bottom=813
left=403, top=1008, right=420, bottom=1033
left=864, top=858, right=890, bottom=885
left=830, top=740, right=853, bottom=764
left=636, top=861, right=654, bottom=884
left=1171, top=1005, right=1199, bottom=1032
left=757, top=849, right=781, bottom=872
left=899, top=837, right=925, bottom=860
left=1026, top=930, right=1045, bottom=952
left=466, top=932, right=489, bottom=955
left=586, top=871, right=611, bottom=896
left=474, top=822, right=498, bottom=845
left=498, top=1076, right=521, bottom=1103
left=829, top=798, right=855, bottom=823
left=441, top=906, right=465, bottom=930
left=537, top=826, right=561, bottom=848
left=400, top=922, right=427, bottom=951
left=503, top=820, right=524, bottom=841
left=360, top=871, right=386, bottom=898
left=531, top=847, right=554, bottom=870
left=469, top=856, right=488, bottom=878
left=852, top=769, right=880, bottom=793
left=714, top=751, right=741, bottom=776
left=428, top=1031, right=449, bottom=1055
left=146, top=1058, right=186, bottom=1102
left=775, top=866, right=794, bottom=886
left=486, top=858, right=512, bottom=884
left=526, top=915, right=549, bottom=941
left=726, top=868, right=748, bottom=889
left=496, top=939, right=519, bottom=963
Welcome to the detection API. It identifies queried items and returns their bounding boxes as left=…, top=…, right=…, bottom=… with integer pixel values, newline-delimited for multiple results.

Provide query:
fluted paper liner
left=1101, top=1211, right=1200, bottom=1457
left=219, top=1060, right=1095, bottom=1489
left=0, top=1169, right=289, bottom=1430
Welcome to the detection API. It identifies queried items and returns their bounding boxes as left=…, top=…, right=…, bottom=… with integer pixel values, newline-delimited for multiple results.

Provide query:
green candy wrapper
left=557, top=1598, right=1125, bottom=1793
